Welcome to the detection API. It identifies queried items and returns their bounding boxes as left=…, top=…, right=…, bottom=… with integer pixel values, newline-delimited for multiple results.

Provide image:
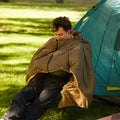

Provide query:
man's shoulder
left=71, top=31, right=83, bottom=40
left=42, top=37, right=56, bottom=47
left=71, top=31, right=91, bottom=48
left=48, top=37, right=56, bottom=42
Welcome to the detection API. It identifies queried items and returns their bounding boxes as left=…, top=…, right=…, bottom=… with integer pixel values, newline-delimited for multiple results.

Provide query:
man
left=1, top=16, right=95, bottom=120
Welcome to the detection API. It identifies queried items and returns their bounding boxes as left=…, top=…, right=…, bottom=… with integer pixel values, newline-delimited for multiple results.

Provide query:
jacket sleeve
left=25, top=37, right=55, bottom=82
left=30, top=37, right=55, bottom=63
left=69, top=41, right=95, bottom=107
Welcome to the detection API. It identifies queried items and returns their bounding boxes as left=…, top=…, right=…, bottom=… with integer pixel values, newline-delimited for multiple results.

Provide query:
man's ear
left=67, top=29, right=71, bottom=35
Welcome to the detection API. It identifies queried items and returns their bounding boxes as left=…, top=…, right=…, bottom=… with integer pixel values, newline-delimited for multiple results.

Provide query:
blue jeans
left=2, top=76, right=63, bottom=120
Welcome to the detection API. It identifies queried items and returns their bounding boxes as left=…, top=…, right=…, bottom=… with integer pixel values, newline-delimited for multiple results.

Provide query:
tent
left=73, top=0, right=120, bottom=104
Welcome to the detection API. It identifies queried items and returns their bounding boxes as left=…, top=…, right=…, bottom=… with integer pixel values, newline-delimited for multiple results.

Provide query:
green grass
left=0, top=2, right=120, bottom=120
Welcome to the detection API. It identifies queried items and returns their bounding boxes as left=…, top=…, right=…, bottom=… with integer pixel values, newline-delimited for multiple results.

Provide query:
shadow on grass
left=0, top=18, right=53, bottom=36
left=0, top=53, right=16, bottom=60
left=0, top=18, right=76, bottom=36
left=0, top=84, right=24, bottom=108
left=0, top=41, right=42, bottom=51
left=1, top=62, right=29, bottom=70
left=0, top=18, right=52, bottom=25
left=0, top=42, right=37, bottom=62
left=0, top=70, right=26, bottom=75
left=0, top=42, right=28, bottom=48
left=1, top=31, right=53, bottom=36
left=0, top=51, right=31, bottom=62
left=42, top=101, right=120, bottom=120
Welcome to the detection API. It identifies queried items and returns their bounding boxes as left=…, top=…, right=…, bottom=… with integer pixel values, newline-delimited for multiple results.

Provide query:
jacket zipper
left=47, top=40, right=58, bottom=71
left=47, top=54, right=53, bottom=71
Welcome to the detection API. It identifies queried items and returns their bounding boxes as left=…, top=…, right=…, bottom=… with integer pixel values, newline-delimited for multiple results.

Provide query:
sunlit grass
left=0, top=2, right=89, bottom=22
left=0, top=34, right=49, bottom=43
left=0, top=8, right=84, bottom=20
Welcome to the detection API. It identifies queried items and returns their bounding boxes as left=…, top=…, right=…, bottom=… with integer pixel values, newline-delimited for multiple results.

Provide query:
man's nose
left=56, top=35, right=60, bottom=40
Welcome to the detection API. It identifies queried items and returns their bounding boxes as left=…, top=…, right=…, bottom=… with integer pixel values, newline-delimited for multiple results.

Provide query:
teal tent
left=73, top=0, right=120, bottom=103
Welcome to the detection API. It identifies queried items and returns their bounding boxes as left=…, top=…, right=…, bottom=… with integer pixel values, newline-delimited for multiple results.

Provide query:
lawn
left=0, top=2, right=120, bottom=120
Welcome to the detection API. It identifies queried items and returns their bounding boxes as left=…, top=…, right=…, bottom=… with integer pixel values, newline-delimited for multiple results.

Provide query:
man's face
left=54, top=27, right=71, bottom=41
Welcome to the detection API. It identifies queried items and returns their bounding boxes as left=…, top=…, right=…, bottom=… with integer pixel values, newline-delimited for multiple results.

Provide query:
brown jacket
left=26, top=31, right=95, bottom=108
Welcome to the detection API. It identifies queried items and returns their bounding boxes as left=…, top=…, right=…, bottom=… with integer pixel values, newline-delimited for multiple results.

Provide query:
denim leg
left=23, top=81, right=62, bottom=120
left=2, top=78, right=45, bottom=120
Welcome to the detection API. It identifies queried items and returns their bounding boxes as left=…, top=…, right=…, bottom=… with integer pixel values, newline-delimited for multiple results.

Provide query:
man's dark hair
left=52, top=16, right=72, bottom=32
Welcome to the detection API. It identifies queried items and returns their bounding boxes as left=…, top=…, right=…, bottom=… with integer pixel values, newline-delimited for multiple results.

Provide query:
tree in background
left=56, top=0, right=63, bottom=3
left=0, top=0, right=9, bottom=2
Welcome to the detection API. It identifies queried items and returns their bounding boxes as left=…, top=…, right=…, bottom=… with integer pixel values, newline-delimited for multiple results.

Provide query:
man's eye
left=54, top=34, right=63, bottom=36
left=59, top=34, right=63, bottom=36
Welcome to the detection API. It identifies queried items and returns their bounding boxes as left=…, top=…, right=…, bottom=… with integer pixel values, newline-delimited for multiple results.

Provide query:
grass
left=0, top=2, right=120, bottom=120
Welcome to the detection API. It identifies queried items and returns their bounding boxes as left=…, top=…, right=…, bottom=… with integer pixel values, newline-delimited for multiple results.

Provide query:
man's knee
left=38, top=85, right=61, bottom=107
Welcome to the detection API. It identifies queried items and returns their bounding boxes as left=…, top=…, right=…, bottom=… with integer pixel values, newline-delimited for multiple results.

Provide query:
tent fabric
left=73, top=0, right=120, bottom=96
left=97, top=113, right=120, bottom=120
